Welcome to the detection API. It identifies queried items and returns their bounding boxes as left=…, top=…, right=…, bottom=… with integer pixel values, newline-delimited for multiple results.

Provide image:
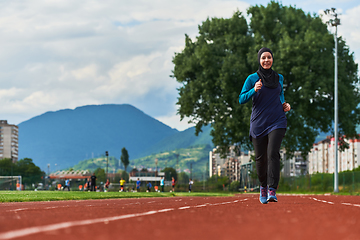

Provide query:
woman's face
left=260, top=52, right=273, bottom=70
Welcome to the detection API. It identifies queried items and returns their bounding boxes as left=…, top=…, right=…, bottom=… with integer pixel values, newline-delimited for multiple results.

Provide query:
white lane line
left=6, top=208, right=28, bottom=212
left=0, top=209, right=172, bottom=240
left=0, top=198, right=248, bottom=240
left=157, top=208, right=174, bottom=212
left=310, top=197, right=334, bottom=205
left=178, top=206, right=191, bottom=210
left=195, top=204, right=208, bottom=208
left=341, top=203, right=360, bottom=207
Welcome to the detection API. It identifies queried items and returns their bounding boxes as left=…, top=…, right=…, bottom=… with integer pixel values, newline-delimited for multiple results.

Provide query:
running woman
left=239, top=47, right=291, bottom=204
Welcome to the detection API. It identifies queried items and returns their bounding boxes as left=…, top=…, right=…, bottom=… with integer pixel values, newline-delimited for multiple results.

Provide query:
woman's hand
left=254, top=79, right=262, bottom=92
left=283, top=102, right=291, bottom=112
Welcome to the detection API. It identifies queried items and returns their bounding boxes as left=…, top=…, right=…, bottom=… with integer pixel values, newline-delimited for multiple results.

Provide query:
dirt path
left=0, top=194, right=359, bottom=240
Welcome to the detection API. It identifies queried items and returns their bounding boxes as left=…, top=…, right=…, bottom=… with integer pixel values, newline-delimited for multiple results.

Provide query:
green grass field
left=0, top=191, right=235, bottom=203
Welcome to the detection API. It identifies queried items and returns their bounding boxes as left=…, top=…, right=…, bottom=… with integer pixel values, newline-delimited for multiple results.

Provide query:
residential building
left=0, top=120, right=19, bottom=162
left=281, top=150, right=307, bottom=177
left=209, top=145, right=251, bottom=182
left=309, top=136, right=360, bottom=174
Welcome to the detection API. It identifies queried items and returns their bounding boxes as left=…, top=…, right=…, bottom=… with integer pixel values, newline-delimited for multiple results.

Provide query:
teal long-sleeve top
left=239, top=73, right=287, bottom=139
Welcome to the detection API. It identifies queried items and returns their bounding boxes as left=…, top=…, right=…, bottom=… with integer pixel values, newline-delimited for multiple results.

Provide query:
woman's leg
left=252, top=135, right=268, bottom=187
left=267, top=128, right=286, bottom=189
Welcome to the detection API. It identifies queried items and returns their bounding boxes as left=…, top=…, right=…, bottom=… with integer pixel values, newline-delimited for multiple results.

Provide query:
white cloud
left=0, top=0, right=358, bottom=132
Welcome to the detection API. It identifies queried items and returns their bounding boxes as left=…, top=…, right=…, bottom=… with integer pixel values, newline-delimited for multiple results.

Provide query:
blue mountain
left=18, top=104, right=184, bottom=170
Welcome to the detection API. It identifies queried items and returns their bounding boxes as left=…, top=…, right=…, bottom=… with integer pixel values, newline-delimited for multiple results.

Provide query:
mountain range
left=18, top=104, right=213, bottom=171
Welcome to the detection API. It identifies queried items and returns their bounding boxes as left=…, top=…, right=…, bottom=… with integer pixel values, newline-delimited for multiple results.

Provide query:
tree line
left=0, top=158, right=44, bottom=188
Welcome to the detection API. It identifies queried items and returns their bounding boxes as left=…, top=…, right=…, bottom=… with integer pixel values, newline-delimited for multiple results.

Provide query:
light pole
left=105, top=151, right=109, bottom=179
left=155, top=158, right=158, bottom=177
left=324, top=8, right=340, bottom=193
left=175, top=153, right=179, bottom=172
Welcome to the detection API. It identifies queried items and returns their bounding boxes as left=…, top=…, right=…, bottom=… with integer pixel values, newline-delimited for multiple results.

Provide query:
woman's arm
left=239, top=74, right=257, bottom=104
left=279, top=74, right=285, bottom=104
left=279, top=74, right=291, bottom=112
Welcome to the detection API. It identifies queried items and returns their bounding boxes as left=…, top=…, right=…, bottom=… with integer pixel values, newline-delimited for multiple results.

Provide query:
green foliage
left=121, top=147, right=130, bottom=172
left=94, top=168, right=106, bottom=184
left=71, top=156, right=119, bottom=172
left=178, top=172, right=190, bottom=185
left=172, top=1, right=360, bottom=157
left=162, top=167, right=177, bottom=181
left=206, top=175, right=230, bottom=191
left=71, top=145, right=211, bottom=180
left=278, top=171, right=360, bottom=193
left=131, top=144, right=212, bottom=177
left=0, top=158, right=44, bottom=187
left=113, top=170, right=129, bottom=183
left=229, top=180, right=240, bottom=192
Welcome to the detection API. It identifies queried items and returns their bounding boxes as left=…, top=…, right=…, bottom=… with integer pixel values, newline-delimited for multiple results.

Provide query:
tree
left=120, top=147, right=130, bottom=172
left=0, top=158, right=44, bottom=188
left=16, top=158, right=44, bottom=187
left=177, top=172, right=189, bottom=184
left=172, top=1, right=360, bottom=157
left=94, top=167, right=106, bottom=184
left=162, top=167, right=177, bottom=181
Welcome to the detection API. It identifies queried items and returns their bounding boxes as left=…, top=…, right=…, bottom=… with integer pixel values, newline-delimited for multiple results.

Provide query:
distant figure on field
left=136, top=178, right=141, bottom=192
left=105, top=179, right=110, bottom=192
left=160, top=176, right=165, bottom=192
left=171, top=177, right=176, bottom=192
left=91, top=173, right=97, bottom=191
left=63, top=179, right=70, bottom=191
left=147, top=182, right=152, bottom=192
left=189, top=178, right=193, bottom=193
left=85, top=177, right=91, bottom=191
left=120, top=178, right=126, bottom=192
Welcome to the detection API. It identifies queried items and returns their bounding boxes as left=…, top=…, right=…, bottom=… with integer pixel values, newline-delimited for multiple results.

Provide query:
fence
left=279, top=171, right=360, bottom=193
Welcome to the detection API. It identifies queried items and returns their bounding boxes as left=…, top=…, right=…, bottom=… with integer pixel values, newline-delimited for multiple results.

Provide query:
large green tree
left=172, top=2, right=359, bottom=156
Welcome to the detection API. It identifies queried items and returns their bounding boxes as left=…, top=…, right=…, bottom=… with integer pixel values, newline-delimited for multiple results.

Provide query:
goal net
left=0, top=176, right=22, bottom=190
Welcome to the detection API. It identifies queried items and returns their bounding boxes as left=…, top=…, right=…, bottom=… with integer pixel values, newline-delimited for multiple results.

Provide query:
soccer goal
left=0, top=176, right=22, bottom=190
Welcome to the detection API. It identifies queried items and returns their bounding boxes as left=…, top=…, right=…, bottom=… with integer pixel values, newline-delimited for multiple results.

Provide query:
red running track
left=0, top=194, right=359, bottom=240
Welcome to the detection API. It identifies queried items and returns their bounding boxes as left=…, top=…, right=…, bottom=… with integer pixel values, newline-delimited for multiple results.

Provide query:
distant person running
left=91, top=173, right=97, bottom=192
left=171, top=177, right=176, bottom=192
left=160, top=176, right=165, bottom=192
left=63, top=179, right=70, bottom=191
left=188, top=178, right=193, bottom=193
left=120, top=178, right=126, bottom=192
left=136, top=178, right=141, bottom=192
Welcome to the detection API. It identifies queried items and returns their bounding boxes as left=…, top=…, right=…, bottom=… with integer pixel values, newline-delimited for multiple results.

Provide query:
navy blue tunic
left=239, top=73, right=287, bottom=139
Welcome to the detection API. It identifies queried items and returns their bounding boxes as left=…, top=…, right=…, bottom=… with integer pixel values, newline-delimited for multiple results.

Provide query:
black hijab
left=256, top=47, right=279, bottom=89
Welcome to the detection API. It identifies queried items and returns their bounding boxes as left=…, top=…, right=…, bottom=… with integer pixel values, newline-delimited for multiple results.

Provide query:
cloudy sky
left=1, top=0, right=359, bottom=131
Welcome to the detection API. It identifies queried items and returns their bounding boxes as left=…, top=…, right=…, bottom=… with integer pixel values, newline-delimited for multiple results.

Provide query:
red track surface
left=0, top=194, right=359, bottom=240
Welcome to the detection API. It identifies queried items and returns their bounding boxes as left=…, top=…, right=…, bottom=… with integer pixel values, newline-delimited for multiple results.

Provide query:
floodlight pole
left=324, top=8, right=340, bottom=193
left=105, top=151, right=109, bottom=178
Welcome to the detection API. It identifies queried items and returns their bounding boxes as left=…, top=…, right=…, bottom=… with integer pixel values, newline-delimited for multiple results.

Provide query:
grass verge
left=0, top=191, right=235, bottom=203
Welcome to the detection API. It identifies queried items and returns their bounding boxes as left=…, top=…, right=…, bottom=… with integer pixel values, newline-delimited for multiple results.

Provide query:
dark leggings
left=252, top=128, right=286, bottom=189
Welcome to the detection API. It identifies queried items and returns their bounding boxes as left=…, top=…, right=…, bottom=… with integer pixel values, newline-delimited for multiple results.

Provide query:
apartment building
left=309, top=136, right=360, bottom=174
left=209, top=146, right=251, bottom=181
left=0, top=120, right=19, bottom=162
left=281, top=151, right=307, bottom=177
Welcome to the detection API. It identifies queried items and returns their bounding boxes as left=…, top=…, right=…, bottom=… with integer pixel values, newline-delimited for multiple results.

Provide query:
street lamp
left=324, top=8, right=340, bottom=193
left=105, top=151, right=109, bottom=178
left=155, top=158, right=158, bottom=177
